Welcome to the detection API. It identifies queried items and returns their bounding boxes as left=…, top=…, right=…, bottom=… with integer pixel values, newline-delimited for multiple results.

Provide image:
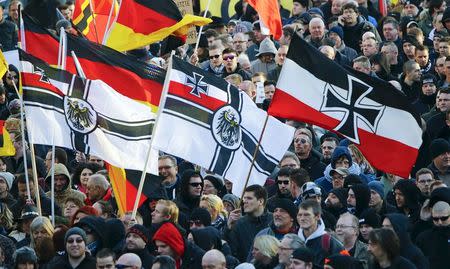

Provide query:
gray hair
left=283, top=233, right=304, bottom=249
left=89, top=174, right=109, bottom=191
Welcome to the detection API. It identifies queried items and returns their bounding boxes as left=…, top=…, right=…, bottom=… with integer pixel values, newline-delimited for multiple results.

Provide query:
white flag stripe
left=277, top=59, right=422, bottom=149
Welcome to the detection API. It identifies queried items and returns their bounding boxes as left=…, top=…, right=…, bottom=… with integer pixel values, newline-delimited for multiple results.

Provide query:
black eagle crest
left=215, top=109, right=240, bottom=147
left=66, top=99, right=94, bottom=131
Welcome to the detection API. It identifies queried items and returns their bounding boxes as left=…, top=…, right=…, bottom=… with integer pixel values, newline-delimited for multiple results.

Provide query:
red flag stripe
left=21, top=73, right=65, bottom=97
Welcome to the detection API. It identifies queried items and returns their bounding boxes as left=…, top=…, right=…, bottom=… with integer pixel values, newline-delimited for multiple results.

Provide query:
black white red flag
left=269, top=35, right=423, bottom=177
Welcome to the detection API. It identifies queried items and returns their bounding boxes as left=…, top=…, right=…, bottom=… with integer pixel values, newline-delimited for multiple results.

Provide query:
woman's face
left=80, top=168, right=93, bottom=187
left=252, top=245, right=267, bottom=262
left=0, top=159, right=7, bottom=172
left=6, top=71, right=18, bottom=87
left=368, top=240, right=385, bottom=260
left=32, top=227, right=50, bottom=244
left=64, top=201, right=80, bottom=219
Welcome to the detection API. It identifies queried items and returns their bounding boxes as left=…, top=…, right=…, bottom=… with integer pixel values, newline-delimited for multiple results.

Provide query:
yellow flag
left=0, top=50, right=8, bottom=79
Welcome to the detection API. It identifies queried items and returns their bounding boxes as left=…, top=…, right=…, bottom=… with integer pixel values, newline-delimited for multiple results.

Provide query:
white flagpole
left=57, top=28, right=64, bottom=68
left=18, top=6, right=26, bottom=51
left=102, top=0, right=123, bottom=45
left=28, top=139, right=42, bottom=215
left=103, top=0, right=117, bottom=44
left=71, top=51, right=86, bottom=78
left=50, top=131, right=55, bottom=226
left=131, top=52, right=175, bottom=220
left=193, top=0, right=212, bottom=53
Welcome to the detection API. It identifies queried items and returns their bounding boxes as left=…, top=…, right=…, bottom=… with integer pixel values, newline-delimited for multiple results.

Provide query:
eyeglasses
left=278, top=180, right=290, bottom=185
left=115, top=265, right=132, bottom=269
left=294, top=138, right=308, bottom=144
left=223, top=55, right=235, bottom=61
left=336, top=224, right=356, bottom=229
left=189, top=182, right=203, bottom=187
left=432, top=215, right=449, bottom=222
left=67, top=237, right=84, bottom=244
left=209, top=54, right=221, bottom=59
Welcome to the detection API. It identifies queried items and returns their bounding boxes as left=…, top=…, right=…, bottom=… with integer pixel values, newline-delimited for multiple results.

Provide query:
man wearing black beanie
left=427, top=138, right=450, bottom=186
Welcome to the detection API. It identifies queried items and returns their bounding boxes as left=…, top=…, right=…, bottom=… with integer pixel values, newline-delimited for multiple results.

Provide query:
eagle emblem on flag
left=64, top=97, right=97, bottom=134
left=213, top=106, right=242, bottom=150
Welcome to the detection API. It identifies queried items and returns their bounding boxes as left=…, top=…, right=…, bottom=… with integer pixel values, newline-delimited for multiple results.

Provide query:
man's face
left=155, top=240, right=176, bottom=257
left=280, top=158, right=299, bottom=169
left=297, top=207, right=318, bottom=230
left=353, top=62, right=370, bottom=74
left=432, top=209, right=450, bottom=227
left=233, top=34, right=248, bottom=53
left=325, top=192, right=342, bottom=208
left=369, top=189, right=383, bottom=207
left=403, top=4, right=419, bottom=17
left=0, top=178, right=8, bottom=194
left=88, top=155, right=104, bottom=167
left=434, top=151, right=450, bottom=169
left=243, top=191, right=262, bottom=214
left=335, top=156, right=350, bottom=168
left=188, top=176, right=203, bottom=197
left=86, top=180, right=102, bottom=202
left=61, top=8, right=71, bottom=20
left=394, top=189, right=405, bottom=208
left=151, top=203, right=168, bottom=224
left=97, top=256, right=115, bottom=269
left=18, top=182, right=35, bottom=200
left=264, top=84, right=276, bottom=100
left=276, top=46, right=288, bottom=65
left=292, top=2, right=304, bottom=16
left=321, top=141, right=336, bottom=160
left=207, top=36, right=216, bottom=47
left=260, top=53, right=274, bottom=64
left=223, top=52, right=237, bottom=70
left=362, top=39, right=378, bottom=57
left=435, top=57, right=446, bottom=75
left=44, top=152, right=52, bottom=172
left=331, top=0, right=343, bottom=15
left=416, top=173, right=434, bottom=195
left=278, top=238, right=294, bottom=265
left=422, top=83, right=436, bottom=96
left=359, top=224, right=373, bottom=241
left=294, top=134, right=312, bottom=157
left=383, top=23, right=398, bottom=41
left=253, top=28, right=264, bottom=43
left=439, top=41, right=450, bottom=57
left=438, top=92, right=450, bottom=112
left=9, top=3, right=19, bottom=21
left=126, top=233, right=146, bottom=250
left=342, top=8, right=358, bottom=25
left=202, top=256, right=225, bottom=269
left=309, top=21, right=325, bottom=40
left=347, top=189, right=356, bottom=207
left=407, top=63, right=421, bottom=81
left=54, top=175, right=68, bottom=192
left=273, top=207, right=293, bottom=229
left=208, top=49, right=223, bottom=67
left=66, top=235, right=86, bottom=258
left=331, top=172, right=345, bottom=189
left=158, top=158, right=177, bottom=183
left=335, top=216, right=357, bottom=243
left=415, top=50, right=429, bottom=67
left=289, top=259, right=312, bottom=269
left=277, top=175, right=291, bottom=195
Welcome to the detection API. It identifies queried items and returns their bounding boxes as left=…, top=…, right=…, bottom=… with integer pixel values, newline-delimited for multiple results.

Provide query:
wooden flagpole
left=28, top=140, right=42, bottom=215
left=131, top=51, right=175, bottom=220
left=50, top=131, right=56, bottom=226
left=240, top=114, right=270, bottom=201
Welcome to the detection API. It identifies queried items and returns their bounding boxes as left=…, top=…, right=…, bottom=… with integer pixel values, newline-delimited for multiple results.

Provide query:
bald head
left=117, top=253, right=142, bottom=269
left=202, top=249, right=226, bottom=269
left=432, top=201, right=450, bottom=227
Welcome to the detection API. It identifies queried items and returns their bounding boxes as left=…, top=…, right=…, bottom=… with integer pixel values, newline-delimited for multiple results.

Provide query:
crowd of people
left=1, top=0, right=450, bottom=269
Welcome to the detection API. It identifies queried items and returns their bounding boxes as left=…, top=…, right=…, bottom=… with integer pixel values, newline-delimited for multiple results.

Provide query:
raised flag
left=105, top=0, right=212, bottom=52
left=152, top=57, right=295, bottom=196
left=106, top=164, right=165, bottom=215
left=269, top=35, right=423, bottom=177
left=20, top=51, right=158, bottom=173
left=0, top=120, right=15, bottom=156
left=246, top=0, right=282, bottom=39
left=72, top=0, right=119, bottom=43
left=22, top=14, right=165, bottom=109
left=0, top=50, right=7, bottom=79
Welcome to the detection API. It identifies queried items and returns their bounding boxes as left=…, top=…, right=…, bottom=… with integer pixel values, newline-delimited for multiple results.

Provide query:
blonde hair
left=156, top=200, right=179, bottom=224
left=348, top=144, right=375, bottom=174
left=253, top=235, right=280, bottom=259
left=200, top=194, right=227, bottom=220
left=30, top=216, right=54, bottom=249
left=0, top=203, right=14, bottom=231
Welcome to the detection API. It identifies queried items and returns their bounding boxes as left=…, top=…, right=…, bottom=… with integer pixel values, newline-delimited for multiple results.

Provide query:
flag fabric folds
left=105, top=0, right=212, bottom=52
left=152, top=57, right=295, bottom=196
left=0, top=50, right=8, bottom=79
left=269, top=35, right=423, bottom=177
left=22, top=14, right=166, bottom=109
left=106, top=164, right=165, bottom=215
left=20, top=51, right=158, bottom=173
left=0, top=120, right=15, bottom=156
left=246, top=0, right=282, bottom=39
left=73, top=0, right=119, bottom=43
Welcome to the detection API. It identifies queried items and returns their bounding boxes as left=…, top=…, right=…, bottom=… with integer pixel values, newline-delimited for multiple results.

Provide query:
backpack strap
left=321, top=232, right=331, bottom=253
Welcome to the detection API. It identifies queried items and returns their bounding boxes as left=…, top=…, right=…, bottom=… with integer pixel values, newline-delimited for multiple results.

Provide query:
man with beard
left=256, top=198, right=298, bottom=240
left=368, top=181, right=396, bottom=216
left=324, top=187, right=348, bottom=219
left=267, top=168, right=294, bottom=211
left=46, top=227, right=96, bottom=268
left=347, top=184, right=371, bottom=218
left=293, top=131, right=326, bottom=180
left=123, top=224, right=154, bottom=269
left=320, top=137, right=339, bottom=165
left=158, top=155, right=179, bottom=200
left=427, top=138, right=450, bottom=185
left=412, top=74, right=438, bottom=115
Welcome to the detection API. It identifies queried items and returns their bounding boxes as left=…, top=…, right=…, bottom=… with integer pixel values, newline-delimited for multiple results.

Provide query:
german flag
left=106, top=0, right=211, bottom=52
left=106, top=164, right=166, bottom=215
left=0, top=50, right=8, bottom=78
left=72, top=0, right=119, bottom=43
left=22, top=14, right=166, bottom=109
left=0, top=120, right=15, bottom=156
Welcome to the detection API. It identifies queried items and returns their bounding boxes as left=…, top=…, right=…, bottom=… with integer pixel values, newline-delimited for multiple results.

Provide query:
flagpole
left=50, top=131, right=55, bottom=226
left=8, top=72, right=31, bottom=201
left=18, top=6, right=26, bottom=51
left=102, top=0, right=123, bottom=45
left=103, top=0, right=117, bottom=44
left=131, top=52, right=175, bottom=220
left=88, top=0, right=100, bottom=43
left=240, top=114, right=270, bottom=200
left=29, top=141, right=42, bottom=215
left=71, top=51, right=86, bottom=78
left=193, top=0, right=212, bottom=53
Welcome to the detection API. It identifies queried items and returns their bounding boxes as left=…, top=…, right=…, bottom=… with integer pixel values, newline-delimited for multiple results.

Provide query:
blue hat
left=329, top=26, right=344, bottom=41
left=308, top=7, right=324, bottom=18
left=331, top=146, right=352, bottom=168
left=368, top=181, right=385, bottom=198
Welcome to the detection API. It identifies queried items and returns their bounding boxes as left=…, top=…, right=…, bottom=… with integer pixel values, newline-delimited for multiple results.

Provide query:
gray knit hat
left=64, top=227, right=87, bottom=245
left=0, top=172, right=14, bottom=190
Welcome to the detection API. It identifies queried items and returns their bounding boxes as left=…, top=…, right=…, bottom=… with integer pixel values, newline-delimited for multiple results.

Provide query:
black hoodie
left=393, top=180, right=422, bottom=223
left=174, top=170, right=203, bottom=220
left=350, top=184, right=370, bottom=218
left=384, top=213, right=429, bottom=269
left=415, top=224, right=450, bottom=269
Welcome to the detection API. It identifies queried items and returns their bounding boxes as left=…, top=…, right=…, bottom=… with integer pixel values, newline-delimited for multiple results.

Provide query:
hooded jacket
left=384, top=213, right=429, bottom=269
left=174, top=170, right=203, bottom=219
left=300, top=150, right=327, bottom=181
left=415, top=224, right=450, bottom=269
left=45, top=163, right=85, bottom=208
left=297, top=219, right=344, bottom=268
left=74, top=216, right=107, bottom=257
left=393, top=180, right=422, bottom=223
left=350, top=184, right=370, bottom=218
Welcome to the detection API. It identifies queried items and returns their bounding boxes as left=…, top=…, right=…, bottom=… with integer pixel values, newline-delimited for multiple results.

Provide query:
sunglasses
left=67, top=237, right=84, bottom=244
left=189, top=182, right=203, bottom=187
left=294, top=138, right=308, bottom=144
left=223, top=55, right=235, bottom=61
left=189, top=220, right=203, bottom=226
left=432, top=215, right=449, bottom=222
left=209, top=54, right=221, bottom=59
left=278, top=180, right=290, bottom=185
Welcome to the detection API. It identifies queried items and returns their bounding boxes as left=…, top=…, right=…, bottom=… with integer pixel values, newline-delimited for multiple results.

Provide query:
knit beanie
left=368, top=181, right=385, bottom=199
left=430, top=138, right=450, bottom=160
left=291, top=247, right=314, bottom=262
left=358, top=208, right=381, bottom=228
left=127, top=224, right=150, bottom=244
left=14, top=247, right=38, bottom=265
left=189, top=207, right=212, bottom=226
left=64, top=227, right=87, bottom=245
left=329, top=188, right=348, bottom=206
left=153, top=222, right=185, bottom=258
left=222, top=194, right=240, bottom=210
left=325, top=253, right=363, bottom=269
left=272, top=198, right=298, bottom=220
left=329, top=26, right=344, bottom=40
left=0, top=172, right=14, bottom=190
